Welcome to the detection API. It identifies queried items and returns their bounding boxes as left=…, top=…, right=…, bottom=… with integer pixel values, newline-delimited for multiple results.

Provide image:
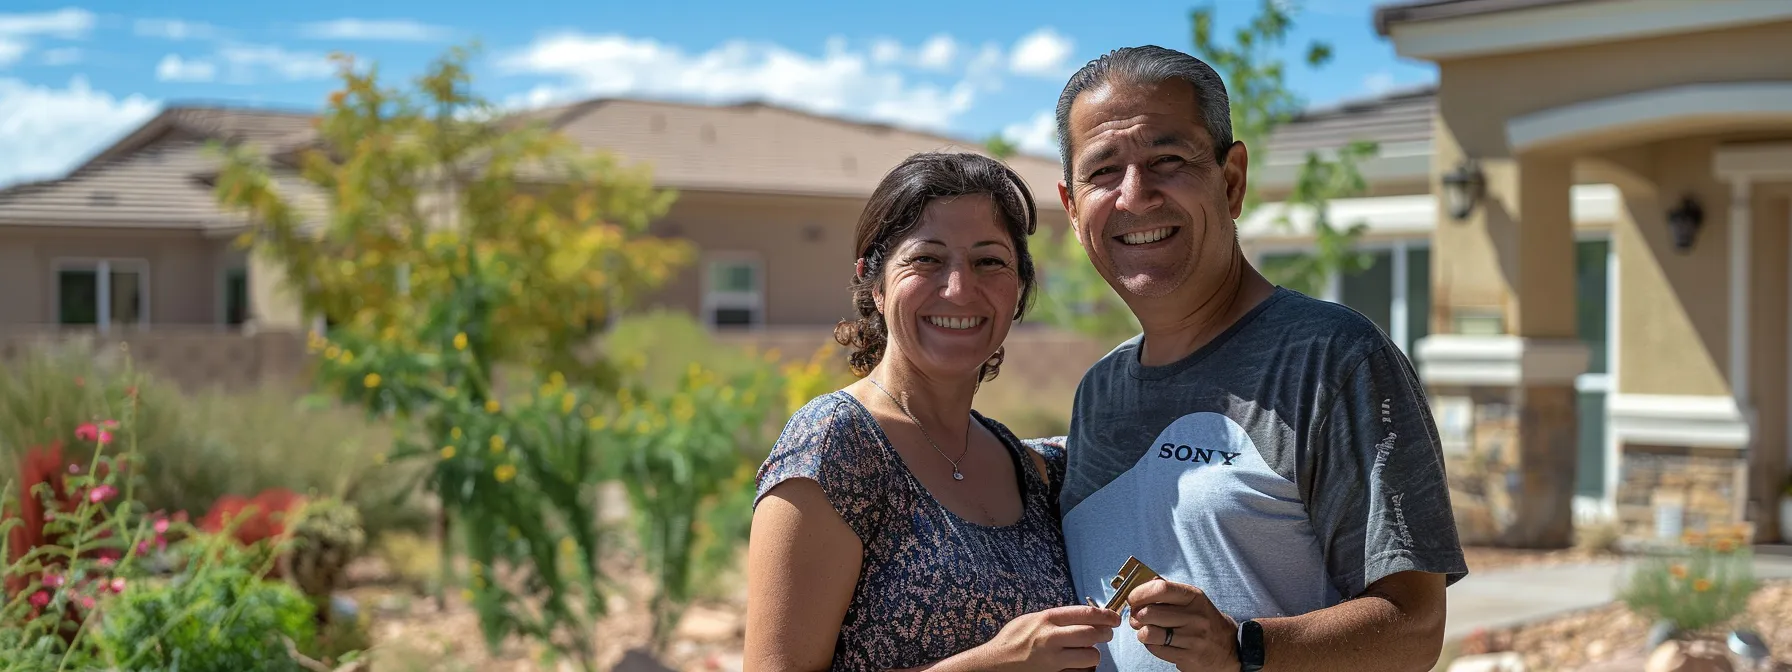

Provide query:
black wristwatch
left=1238, top=619, right=1265, bottom=672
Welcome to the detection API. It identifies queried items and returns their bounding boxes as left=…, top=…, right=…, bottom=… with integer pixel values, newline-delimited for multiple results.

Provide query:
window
left=703, top=256, right=763, bottom=328
left=224, top=268, right=250, bottom=326
left=56, top=260, right=146, bottom=332
left=1262, top=241, right=1431, bottom=356
left=1573, top=237, right=1613, bottom=498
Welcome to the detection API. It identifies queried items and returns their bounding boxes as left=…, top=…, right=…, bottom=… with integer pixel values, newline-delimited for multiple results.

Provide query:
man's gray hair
left=1055, top=45, right=1234, bottom=188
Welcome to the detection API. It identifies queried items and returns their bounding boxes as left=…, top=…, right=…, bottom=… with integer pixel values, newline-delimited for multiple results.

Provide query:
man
left=1049, top=45, right=1468, bottom=671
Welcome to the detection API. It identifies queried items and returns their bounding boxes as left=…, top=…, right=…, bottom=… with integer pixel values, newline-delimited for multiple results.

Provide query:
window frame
left=51, top=258, right=151, bottom=333
left=700, top=253, right=766, bottom=329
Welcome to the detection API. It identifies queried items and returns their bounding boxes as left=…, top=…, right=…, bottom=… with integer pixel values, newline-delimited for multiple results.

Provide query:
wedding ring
left=1164, top=627, right=1175, bottom=647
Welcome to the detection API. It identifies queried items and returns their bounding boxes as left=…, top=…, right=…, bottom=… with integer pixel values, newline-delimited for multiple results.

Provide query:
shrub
left=1618, top=529, right=1757, bottom=634
left=94, top=552, right=318, bottom=672
left=0, top=341, right=182, bottom=473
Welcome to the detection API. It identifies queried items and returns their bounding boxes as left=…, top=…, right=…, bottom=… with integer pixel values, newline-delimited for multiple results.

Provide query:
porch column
left=245, top=250, right=304, bottom=333
left=1417, top=151, right=1589, bottom=549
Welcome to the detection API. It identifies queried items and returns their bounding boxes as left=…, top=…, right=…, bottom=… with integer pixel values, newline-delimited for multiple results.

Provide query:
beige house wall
left=0, top=226, right=243, bottom=327
left=638, top=189, right=1072, bottom=328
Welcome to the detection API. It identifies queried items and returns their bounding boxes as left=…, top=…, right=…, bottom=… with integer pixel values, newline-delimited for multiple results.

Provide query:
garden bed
left=1451, top=580, right=1792, bottom=671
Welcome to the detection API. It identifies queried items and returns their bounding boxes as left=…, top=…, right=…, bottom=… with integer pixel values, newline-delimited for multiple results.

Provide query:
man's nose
left=1114, top=165, right=1162, bottom=214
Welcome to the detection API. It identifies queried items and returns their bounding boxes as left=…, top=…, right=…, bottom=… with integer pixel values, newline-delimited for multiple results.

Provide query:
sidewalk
left=1445, top=552, right=1792, bottom=640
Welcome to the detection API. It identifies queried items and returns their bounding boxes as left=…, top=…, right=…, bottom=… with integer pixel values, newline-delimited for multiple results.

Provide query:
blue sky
left=0, top=0, right=1435, bottom=187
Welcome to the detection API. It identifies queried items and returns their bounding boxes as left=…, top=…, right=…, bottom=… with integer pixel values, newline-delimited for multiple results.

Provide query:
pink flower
left=42, top=573, right=63, bottom=588
left=98, top=557, right=115, bottom=568
left=96, top=430, right=113, bottom=445
left=88, top=485, right=117, bottom=503
left=136, top=541, right=148, bottom=555
left=79, top=596, right=94, bottom=610
left=68, top=463, right=80, bottom=474
left=28, top=591, right=49, bottom=608
left=153, top=518, right=169, bottom=535
left=75, top=423, right=98, bottom=441
left=109, top=577, right=126, bottom=594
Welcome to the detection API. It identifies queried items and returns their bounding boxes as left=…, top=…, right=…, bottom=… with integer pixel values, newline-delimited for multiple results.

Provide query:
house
left=1246, top=0, right=1792, bottom=544
left=0, top=97, right=1070, bottom=388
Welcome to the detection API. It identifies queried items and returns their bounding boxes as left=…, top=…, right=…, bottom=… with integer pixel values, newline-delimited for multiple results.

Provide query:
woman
left=745, top=152, right=1118, bottom=671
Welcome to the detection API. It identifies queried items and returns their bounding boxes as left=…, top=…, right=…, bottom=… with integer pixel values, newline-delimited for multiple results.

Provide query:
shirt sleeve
left=1306, top=345, right=1468, bottom=599
left=753, top=396, right=893, bottom=544
left=1021, top=436, right=1069, bottom=517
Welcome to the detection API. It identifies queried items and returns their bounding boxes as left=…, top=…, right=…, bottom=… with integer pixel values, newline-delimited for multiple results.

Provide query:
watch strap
left=1238, top=619, right=1266, bottom=672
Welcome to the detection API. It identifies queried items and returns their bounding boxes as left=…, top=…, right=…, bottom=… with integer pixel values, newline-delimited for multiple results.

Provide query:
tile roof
left=1263, top=85, right=1437, bottom=159
left=1374, top=0, right=1601, bottom=36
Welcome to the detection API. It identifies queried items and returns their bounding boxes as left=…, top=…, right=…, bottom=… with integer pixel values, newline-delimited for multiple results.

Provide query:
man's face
left=1057, top=78, right=1247, bottom=301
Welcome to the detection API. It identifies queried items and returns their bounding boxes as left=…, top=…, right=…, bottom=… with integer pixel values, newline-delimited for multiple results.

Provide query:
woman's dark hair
left=833, top=151, right=1040, bottom=382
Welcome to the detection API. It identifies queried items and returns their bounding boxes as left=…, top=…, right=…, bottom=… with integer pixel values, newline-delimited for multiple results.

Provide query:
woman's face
left=874, top=194, right=1021, bottom=381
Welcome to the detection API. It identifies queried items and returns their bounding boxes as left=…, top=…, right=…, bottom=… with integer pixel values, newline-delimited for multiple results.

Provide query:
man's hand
left=1126, top=578, right=1239, bottom=670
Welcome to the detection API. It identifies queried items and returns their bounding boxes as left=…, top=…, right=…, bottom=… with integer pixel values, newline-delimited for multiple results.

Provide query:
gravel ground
left=1454, top=580, right=1792, bottom=672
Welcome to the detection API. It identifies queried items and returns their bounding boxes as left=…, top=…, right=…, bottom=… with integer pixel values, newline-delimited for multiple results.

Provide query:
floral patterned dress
left=754, top=391, right=1078, bottom=671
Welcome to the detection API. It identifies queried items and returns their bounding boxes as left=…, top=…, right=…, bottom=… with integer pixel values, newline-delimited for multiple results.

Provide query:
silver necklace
left=867, top=377, right=972, bottom=481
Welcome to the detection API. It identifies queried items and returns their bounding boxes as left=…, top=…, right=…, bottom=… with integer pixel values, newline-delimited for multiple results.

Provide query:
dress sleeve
left=754, top=394, right=894, bottom=544
left=1022, top=436, right=1069, bottom=516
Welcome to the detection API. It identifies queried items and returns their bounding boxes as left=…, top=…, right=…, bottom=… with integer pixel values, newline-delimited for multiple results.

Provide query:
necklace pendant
left=952, top=470, right=964, bottom=481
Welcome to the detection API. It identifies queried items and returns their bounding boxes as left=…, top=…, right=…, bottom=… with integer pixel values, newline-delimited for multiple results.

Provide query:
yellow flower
left=453, top=332, right=468, bottom=350
left=450, top=427, right=463, bottom=440
left=720, top=387, right=735, bottom=403
left=339, top=350, right=354, bottom=365
left=1692, top=578, right=1713, bottom=592
left=381, top=326, right=397, bottom=342
left=324, top=346, right=342, bottom=361
left=588, top=416, right=608, bottom=431
left=561, top=392, right=576, bottom=415
left=494, top=464, right=517, bottom=483
left=461, top=589, right=474, bottom=602
left=687, top=362, right=703, bottom=381
left=471, top=575, right=486, bottom=589
left=439, top=446, right=456, bottom=460
left=549, top=371, right=566, bottom=388
left=485, top=399, right=501, bottom=414
left=490, top=435, right=505, bottom=453
left=635, top=420, right=650, bottom=434
left=560, top=537, right=575, bottom=556
left=363, top=373, right=381, bottom=389
left=470, top=561, right=482, bottom=576
left=671, top=395, right=695, bottom=423
left=1669, top=564, right=1688, bottom=579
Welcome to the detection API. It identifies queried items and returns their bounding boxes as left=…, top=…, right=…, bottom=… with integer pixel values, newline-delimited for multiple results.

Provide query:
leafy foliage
left=1618, top=528, right=1758, bottom=634
left=95, top=548, right=317, bottom=672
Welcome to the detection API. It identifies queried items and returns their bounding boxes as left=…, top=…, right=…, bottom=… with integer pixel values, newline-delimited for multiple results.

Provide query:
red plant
left=201, top=488, right=306, bottom=547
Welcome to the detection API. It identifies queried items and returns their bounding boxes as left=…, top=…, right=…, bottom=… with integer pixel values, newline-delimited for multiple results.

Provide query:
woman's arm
left=744, top=478, right=864, bottom=672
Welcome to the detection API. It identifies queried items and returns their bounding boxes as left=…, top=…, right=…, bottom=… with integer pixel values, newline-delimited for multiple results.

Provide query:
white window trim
left=701, top=253, right=766, bottom=329
left=1254, top=237, right=1430, bottom=352
left=52, top=258, right=151, bottom=334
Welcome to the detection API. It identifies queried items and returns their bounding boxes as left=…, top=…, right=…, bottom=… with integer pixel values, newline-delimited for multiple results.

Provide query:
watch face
left=1241, top=620, right=1266, bottom=665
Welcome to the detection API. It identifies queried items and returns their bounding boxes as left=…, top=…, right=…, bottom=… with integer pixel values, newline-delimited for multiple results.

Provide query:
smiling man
left=1048, top=46, right=1468, bottom=671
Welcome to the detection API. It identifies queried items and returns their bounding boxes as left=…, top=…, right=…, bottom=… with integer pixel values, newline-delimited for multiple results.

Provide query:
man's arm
left=1252, top=570, right=1446, bottom=671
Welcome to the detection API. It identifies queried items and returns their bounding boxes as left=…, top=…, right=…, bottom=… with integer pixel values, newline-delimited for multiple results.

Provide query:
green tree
left=212, top=46, right=694, bottom=670
left=984, top=133, right=1019, bottom=160
left=1033, top=0, right=1379, bottom=337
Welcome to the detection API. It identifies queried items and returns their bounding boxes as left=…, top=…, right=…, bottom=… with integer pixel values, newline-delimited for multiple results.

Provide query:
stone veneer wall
left=1614, top=446, right=1750, bottom=543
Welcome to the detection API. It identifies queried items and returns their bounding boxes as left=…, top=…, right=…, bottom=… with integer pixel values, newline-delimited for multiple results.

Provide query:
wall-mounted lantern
left=1441, top=159, right=1485, bottom=222
left=1666, top=195, right=1704, bottom=254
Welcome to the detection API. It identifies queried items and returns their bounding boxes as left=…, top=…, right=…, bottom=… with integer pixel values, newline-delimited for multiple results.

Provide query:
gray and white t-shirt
left=1059, top=287, right=1467, bottom=672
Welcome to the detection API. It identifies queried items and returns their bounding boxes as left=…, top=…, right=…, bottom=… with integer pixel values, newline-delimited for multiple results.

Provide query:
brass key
left=1087, top=556, right=1160, bottom=613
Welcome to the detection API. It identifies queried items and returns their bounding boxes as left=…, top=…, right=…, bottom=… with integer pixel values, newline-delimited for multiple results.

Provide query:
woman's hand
left=965, top=605, right=1121, bottom=671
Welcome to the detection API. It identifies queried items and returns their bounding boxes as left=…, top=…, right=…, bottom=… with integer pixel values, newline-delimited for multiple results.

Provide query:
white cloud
left=0, top=76, right=159, bottom=188
left=0, top=40, right=23, bottom=68
left=40, top=47, right=80, bottom=65
left=218, top=44, right=336, bottom=82
left=0, top=9, right=94, bottom=38
left=134, top=18, right=223, bottom=41
left=299, top=18, right=451, bottom=42
left=156, top=54, right=217, bottom=82
left=0, top=8, right=95, bottom=66
left=498, top=33, right=979, bottom=131
left=1002, top=109, right=1058, bottom=158
left=1009, top=27, right=1074, bottom=77
left=869, top=37, right=903, bottom=65
left=914, top=35, right=958, bottom=71
left=1363, top=71, right=1395, bottom=96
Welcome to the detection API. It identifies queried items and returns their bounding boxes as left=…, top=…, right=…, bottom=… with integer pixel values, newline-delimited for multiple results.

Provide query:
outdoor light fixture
left=1441, top=159, right=1485, bottom=221
left=1666, top=195, right=1704, bottom=253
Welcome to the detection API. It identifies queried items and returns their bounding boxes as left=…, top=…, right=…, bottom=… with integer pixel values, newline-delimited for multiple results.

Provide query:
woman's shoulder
left=774, top=391, right=875, bottom=452
left=757, top=390, right=899, bottom=540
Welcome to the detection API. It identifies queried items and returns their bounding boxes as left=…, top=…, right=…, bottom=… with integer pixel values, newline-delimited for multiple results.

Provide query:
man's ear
left=1223, top=141, right=1249, bottom=220
left=1058, top=180, right=1079, bottom=235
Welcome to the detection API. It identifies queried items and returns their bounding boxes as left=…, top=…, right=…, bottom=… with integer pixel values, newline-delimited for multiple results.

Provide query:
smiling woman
left=744, top=151, right=1121, bottom=671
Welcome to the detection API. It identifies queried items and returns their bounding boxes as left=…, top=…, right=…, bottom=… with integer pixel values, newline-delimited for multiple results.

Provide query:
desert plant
left=1618, top=532, right=1757, bottom=635
left=282, top=498, right=367, bottom=609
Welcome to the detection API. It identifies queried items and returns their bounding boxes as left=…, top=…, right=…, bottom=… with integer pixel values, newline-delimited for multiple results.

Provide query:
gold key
left=1087, top=556, right=1160, bottom=613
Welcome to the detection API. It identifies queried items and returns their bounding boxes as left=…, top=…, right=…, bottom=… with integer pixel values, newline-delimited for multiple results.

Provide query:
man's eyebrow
left=1077, top=135, right=1200, bottom=174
